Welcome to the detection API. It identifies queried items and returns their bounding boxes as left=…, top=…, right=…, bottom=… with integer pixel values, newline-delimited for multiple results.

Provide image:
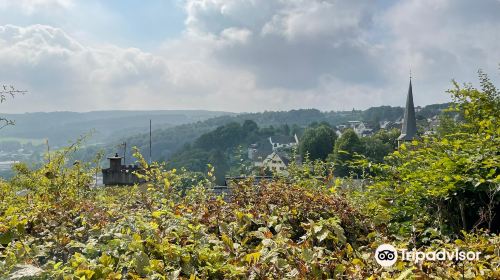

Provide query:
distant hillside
left=104, top=110, right=330, bottom=163
left=0, top=110, right=233, bottom=147
left=102, top=103, right=450, bottom=164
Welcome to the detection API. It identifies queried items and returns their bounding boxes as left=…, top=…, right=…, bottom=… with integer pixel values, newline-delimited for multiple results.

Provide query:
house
left=423, top=115, right=440, bottom=135
left=269, top=134, right=299, bottom=151
left=248, top=141, right=273, bottom=162
left=248, top=135, right=300, bottom=175
left=379, top=120, right=402, bottom=131
left=248, top=134, right=298, bottom=164
left=427, top=115, right=440, bottom=132
left=357, top=123, right=374, bottom=137
left=102, top=153, right=144, bottom=186
left=341, top=121, right=373, bottom=137
left=254, top=151, right=292, bottom=175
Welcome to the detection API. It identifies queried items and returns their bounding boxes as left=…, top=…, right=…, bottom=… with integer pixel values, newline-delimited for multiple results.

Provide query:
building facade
left=254, top=151, right=291, bottom=175
left=102, top=153, right=144, bottom=186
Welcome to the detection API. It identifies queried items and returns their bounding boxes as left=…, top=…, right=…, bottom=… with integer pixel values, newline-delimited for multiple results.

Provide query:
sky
left=0, top=0, right=499, bottom=113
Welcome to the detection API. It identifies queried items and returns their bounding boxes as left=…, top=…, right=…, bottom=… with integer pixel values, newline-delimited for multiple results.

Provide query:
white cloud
left=261, top=0, right=374, bottom=41
left=0, top=24, right=266, bottom=112
left=181, top=0, right=386, bottom=92
left=1, top=0, right=500, bottom=113
left=185, top=0, right=281, bottom=35
left=0, top=25, right=173, bottom=112
left=220, top=27, right=252, bottom=44
left=0, top=0, right=74, bottom=14
left=381, top=0, right=500, bottom=103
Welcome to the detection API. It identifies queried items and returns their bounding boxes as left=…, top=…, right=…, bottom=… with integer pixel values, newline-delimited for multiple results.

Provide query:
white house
left=249, top=134, right=300, bottom=175
left=254, top=151, right=291, bottom=175
left=346, top=121, right=373, bottom=137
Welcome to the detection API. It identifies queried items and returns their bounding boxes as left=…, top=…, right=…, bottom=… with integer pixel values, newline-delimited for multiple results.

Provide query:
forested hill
left=0, top=110, right=232, bottom=146
left=97, top=103, right=450, bottom=164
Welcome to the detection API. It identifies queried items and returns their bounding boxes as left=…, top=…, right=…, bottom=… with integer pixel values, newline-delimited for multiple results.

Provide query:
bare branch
left=0, top=85, right=27, bottom=103
left=0, top=117, right=15, bottom=129
left=0, top=84, right=27, bottom=130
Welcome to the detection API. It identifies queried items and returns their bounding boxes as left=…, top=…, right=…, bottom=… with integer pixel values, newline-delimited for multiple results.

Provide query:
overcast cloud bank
left=0, top=0, right=499, bottom=113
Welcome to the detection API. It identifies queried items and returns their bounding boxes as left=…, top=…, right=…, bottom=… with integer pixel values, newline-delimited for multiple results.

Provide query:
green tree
left=358, top=70, right=500, bottom=234
left=331, top=129, right=364, bottom=177
left=242, top=119, right=258, bottom=132
left=208, top=149, right=229, bottom=185
left=195, top=122, right=244, bottom=150
left=361, top=129, right=399, bottom=162
left=299, top=124, right=337, bottom=161
left=362, top=137, right=391, bottom=163
left=281, top=124, right=291, bottom=135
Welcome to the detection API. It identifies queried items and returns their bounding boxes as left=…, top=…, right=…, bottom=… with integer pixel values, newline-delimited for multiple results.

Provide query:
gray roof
left=275, top=151, right=291, bottom=165
left=270, top=135, right=296, bottom=144
left=251, top=140, right=273, bottom=161
left=398, top=79, right=418, bottom=141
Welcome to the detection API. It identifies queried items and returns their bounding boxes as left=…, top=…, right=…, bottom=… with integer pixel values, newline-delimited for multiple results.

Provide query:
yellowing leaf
left=346, top=243, right=353, bottom=255
left=245, top=252, right=261, bottom=265
left=149, top=221, right=159, bottom=229
left=133, top=233, right=142, bottom=241
left=396, top=268, right=414, bottom=280
left=222, top=234, right=233, bottom=249
left=351, top=258, right=364, bottom=267
left=152, top=211, right=163, bottom=219
left=98, top=253, right=114, bottom=267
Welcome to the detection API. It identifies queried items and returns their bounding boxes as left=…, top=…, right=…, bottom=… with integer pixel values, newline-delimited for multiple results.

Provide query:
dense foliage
left=168, top=121, right=295, bottom=184
left=353, top=71, right=499, bottom=235
left=299, top=124, right=337, bottom=161
left=1, top=147, right=498, bottom=279
left=0, top=74, right=498, bottom=279
left=330, top=129, right=364, bottom=178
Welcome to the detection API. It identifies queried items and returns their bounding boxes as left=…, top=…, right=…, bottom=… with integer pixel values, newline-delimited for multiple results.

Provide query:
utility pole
left=46, top=139, right=51, bottom=163
left=149, top=119, right=152, bottom=165
left=123, top=142, right=127, bottom=165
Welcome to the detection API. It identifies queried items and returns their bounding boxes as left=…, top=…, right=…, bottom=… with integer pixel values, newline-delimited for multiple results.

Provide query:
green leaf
left=134, top=251, right=150, bottom=276
left=0, top=230, right=13, bottom=244
left=396, top=268, right=414, bottom=280
left=302, top=248, right=314, bottom=262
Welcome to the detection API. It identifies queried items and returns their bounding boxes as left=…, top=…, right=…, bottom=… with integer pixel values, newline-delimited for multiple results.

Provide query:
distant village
left=245, top=80, right=441, bottom=176
left=102, top=79, right=445, bottom=186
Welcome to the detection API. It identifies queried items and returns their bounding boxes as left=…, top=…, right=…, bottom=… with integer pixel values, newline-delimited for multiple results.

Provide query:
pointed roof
left=398, top=79, right=418, bottom=141
left=264, top=151, right=291, bottom=166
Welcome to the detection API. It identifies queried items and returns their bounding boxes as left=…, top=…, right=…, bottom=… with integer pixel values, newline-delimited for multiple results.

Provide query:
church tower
left=398, top=78, right=418, bottom=146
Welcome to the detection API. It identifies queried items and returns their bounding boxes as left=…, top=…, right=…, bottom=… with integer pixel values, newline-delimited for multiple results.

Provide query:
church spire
left=398, top=77, right=418, bottom=143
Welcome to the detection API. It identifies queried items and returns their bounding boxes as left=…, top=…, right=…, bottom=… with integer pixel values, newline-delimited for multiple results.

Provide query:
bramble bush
left=1, top=148, right=498, bottom=279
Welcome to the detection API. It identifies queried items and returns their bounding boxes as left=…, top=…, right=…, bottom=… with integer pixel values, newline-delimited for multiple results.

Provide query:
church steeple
left=398, top=77, right=418, bottom=143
